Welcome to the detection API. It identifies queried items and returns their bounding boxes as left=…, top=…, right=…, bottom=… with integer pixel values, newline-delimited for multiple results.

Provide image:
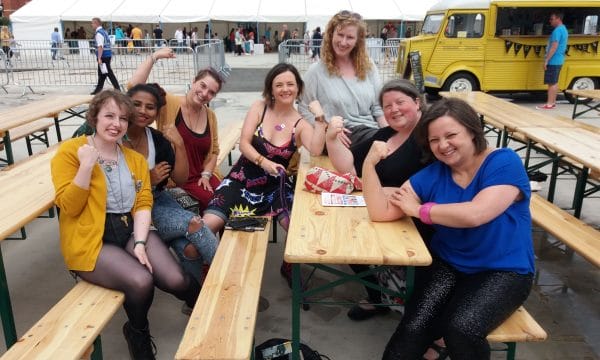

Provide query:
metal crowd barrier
left=278, top=38, right=403, bottom=84
left=0, top=39, right=229, bottom=93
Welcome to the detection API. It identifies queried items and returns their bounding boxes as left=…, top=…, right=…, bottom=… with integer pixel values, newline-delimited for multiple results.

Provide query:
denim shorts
left=544, top=65, right=562, bottom=84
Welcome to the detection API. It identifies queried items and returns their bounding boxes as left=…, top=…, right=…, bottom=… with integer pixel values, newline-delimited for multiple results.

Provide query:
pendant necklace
left=92, top=135, right=118, bottom=172
left=275, top=122, right=286, bottom=131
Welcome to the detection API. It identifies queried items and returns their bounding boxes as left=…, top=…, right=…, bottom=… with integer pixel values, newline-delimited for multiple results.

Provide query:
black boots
left=122, top=322, right=157, bottom=360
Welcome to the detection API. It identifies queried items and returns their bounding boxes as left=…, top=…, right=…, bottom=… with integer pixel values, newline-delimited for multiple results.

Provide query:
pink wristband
left=419, top=202, right=436, bottom=225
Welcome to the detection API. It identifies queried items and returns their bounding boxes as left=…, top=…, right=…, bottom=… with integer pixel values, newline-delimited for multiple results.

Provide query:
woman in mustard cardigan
left=128, top=46, right=223, bottom=213
left=51, top=90, right=200, bottom=360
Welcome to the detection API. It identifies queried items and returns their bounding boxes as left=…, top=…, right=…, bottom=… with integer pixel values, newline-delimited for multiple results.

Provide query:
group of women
left=51, top=9, right=534, bottom=360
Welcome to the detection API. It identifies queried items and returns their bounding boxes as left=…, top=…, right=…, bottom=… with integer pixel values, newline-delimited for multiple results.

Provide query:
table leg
left=500, top=128, right=509, bottom=148
left=291, top=263, right=301, bottom=360
left=0, top=246, right=17, bottom=348
left=547, top=158, right=560, bottom=203
left=2, top=131, right=14, bottom=165
left=572, top=167, right=589, bottom=219
left=571, top=97, right=579, bottom=119
left=54, top=116, right=62, bottom=142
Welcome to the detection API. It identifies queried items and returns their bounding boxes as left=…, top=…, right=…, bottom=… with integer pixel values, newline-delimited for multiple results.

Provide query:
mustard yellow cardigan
left=51, top=136, right=153, bottom=271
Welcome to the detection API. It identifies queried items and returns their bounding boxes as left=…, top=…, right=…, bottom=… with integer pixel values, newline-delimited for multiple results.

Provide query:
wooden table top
left=440, top=91, right=578, bottom=130
left=518, top=126, right=600, bottom=172
left=565, top=89, right=600, bottom=100
left=0, top=145, right=57, bottom=241
left=284, top=150, right=432, bottom=266
left=0, top=95, right=93, bottom=132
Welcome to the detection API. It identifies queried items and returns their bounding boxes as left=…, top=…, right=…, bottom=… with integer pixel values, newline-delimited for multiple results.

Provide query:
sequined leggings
left=382, top=257, right=533, bottom=360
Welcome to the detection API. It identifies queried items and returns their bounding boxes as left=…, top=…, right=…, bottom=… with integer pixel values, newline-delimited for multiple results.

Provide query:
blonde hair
left=321, top=11, right=371, bottom=80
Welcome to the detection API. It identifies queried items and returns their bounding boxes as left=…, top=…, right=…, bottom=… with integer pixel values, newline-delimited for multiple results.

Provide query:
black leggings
left=75, top=231, right=199, bottom=329
left=382, top=257, right=533, bottom=360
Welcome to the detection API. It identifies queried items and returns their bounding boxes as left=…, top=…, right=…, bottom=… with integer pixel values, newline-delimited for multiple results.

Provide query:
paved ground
left=0, top=52, right=598, bottom=359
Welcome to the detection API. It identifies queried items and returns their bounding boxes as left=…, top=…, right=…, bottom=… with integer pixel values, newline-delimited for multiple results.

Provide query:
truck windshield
left=422, top=14, right=444, bottom=34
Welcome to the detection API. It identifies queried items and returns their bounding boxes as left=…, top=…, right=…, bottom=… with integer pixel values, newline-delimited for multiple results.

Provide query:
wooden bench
left=216, top=121, right=242, bottom=168
left=1, top=281, right=124, bottom=360
left=530, top=193, right=600, bottom=268
left=0, top=118, right=55, bottom=159
left=565, top=89, right=600, bottom=119
left=175, top=219, right=272, bottom=360
left=487, top=306, right=547, bottom=360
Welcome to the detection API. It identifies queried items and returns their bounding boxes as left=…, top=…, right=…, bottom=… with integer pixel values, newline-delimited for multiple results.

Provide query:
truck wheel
left=442, top=73, right=479, bottom=92
left=564, top=77, right=598, bottom=104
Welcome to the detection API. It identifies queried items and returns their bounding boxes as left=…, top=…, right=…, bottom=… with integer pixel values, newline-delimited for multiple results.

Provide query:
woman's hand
left=261, top=159, right=285, bottom=177
left=162, top=125, right=184, bottom=148
left=391, top=185, right=421, bottom=218
left=326, top=116, right=352, bottom=147
left=364, top=141, right=390, bottom=167
left=197, top=176, right=214, bottom=192
left=153, top=46, right=175, bottom=60
left=78, top=143, right=99, bottom=169
left=308, top=100, right=324, bottom=118
left=150, top=161, right=171, bottom=186
left=133, top=244, right=153, bottom=273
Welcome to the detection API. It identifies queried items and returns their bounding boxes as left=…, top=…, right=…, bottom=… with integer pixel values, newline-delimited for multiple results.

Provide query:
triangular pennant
left=534, top=45, right=542, bottom=56
left=592, top=41, right=598, bottom=53
left=583, top=44, right=589, bottom=52
left=514, top=43, right=522, bottom=55
left=523, top=45, right=531, bottom=58
left=505, top=40, right=512, bottom=53
left=574, top=44, right=581, bottom=51
left=566, top=45, right=570, bottom=55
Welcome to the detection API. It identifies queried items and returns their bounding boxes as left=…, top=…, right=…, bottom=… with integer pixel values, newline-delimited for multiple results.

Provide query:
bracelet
left=315, top=115, right=326, bottom=123
left=201, top=171, right=212, bottom=179
left=418, top=202, right=436, bottom=225
left=134, top=240, right=147, bottom=248
left=255, top=155, right=264, bottom=166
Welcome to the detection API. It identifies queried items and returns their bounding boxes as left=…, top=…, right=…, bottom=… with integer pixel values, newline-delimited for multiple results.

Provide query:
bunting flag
left=523, top=45, right=531, bottom=58
left=502, top=39, right=598, bottom=58
left=514, top=43, right=522, bottom=55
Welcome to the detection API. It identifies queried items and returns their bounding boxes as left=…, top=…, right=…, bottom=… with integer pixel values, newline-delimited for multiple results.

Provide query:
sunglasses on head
left=337, top=10, right=362, bottom=20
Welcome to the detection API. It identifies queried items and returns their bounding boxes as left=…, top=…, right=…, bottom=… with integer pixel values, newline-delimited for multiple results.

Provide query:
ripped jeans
left=152, top=190, right=218, bottom=282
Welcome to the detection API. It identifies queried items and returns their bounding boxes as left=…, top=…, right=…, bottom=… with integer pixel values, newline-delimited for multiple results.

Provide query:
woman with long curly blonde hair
left=299, top=10, right=387, bottom=147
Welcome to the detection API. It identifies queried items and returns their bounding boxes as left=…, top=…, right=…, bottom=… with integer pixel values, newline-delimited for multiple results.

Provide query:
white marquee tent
left=10, top=0, right=440, bottom=40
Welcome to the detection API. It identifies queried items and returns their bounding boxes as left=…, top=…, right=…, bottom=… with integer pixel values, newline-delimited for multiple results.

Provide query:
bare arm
left=544, top=41, right=558, bottom=69
left=362, top=141, right=406, bottom=221
left=128, top=47, right=174, bottom=87
left=162, top=125, right=189, bottom=186
left=325, top=116, right=355, bottom=174
left=394, top=184, right=522, bottom=228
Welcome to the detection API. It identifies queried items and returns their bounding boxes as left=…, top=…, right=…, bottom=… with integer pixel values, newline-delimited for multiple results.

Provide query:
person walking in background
left=115, top=24, right=125, bottom=54
left=131, top=25, right=143, bottom=54
left=153, top=24, right=163, bottom=47
left=174, top=27, right=184, bottom=52
left=310, top=26, right=322, bottom=62
left=1, top=26, right=12, bottom=64
left=91, top=17, right=121, bottom=95
left=537, top=11, right=568, bottom=110
left=234, top=27, right=244, bottom=56
left=51, top=27, right=64, bottom=60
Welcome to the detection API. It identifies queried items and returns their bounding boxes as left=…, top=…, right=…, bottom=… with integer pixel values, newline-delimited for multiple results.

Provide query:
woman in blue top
left=362, top=98, right=534, bottom=359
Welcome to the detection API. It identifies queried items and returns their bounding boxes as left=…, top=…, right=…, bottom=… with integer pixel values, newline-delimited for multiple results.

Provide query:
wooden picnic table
left=284, top=150, right=432, bottom=360
left=0, top=145, right=57, bottom=348
left=565, top=89, right=600, bottom=119
left=439, top=91, right=580, bottom=145
left=0, top=95, right=92, bottom=164
left=518, top=126, right=600, bottom=217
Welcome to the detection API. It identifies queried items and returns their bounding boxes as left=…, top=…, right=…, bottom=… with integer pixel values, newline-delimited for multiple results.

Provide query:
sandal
left=423, top=342, right=448, bottom=360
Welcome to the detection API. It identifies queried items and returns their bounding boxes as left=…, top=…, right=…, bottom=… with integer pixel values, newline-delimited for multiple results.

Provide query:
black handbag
left=102, top=212, right=134, bottom=246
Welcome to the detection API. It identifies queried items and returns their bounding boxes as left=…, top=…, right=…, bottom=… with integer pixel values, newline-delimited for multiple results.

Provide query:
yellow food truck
left=397, top=0, right=600, bottom=102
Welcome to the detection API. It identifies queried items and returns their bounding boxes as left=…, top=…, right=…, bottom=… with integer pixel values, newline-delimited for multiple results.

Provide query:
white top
left=94, top=26, right=104, bottom=47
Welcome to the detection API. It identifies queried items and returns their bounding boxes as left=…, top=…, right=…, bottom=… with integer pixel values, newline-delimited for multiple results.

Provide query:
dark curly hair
left=127, top=83, right=167, bottom=109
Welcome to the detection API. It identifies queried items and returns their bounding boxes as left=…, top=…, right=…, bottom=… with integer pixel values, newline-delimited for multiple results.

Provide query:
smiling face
left=271, top=70, right=298, bottom=105
left=427, top=115, right=476, bottom=167
left=188, top=74, right=220, bottom=106
left=94, top=99, right=129, bottom=143
left=332, top=24, right=358, bottom=59
left=130, top=91, right=158, bottom=128
left=382, top=90, right=420, bottom=131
